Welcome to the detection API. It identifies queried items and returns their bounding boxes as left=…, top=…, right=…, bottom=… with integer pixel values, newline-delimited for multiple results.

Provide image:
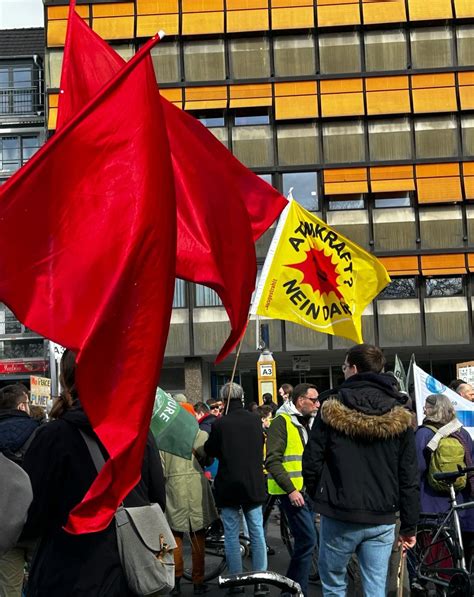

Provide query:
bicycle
left=408, top=465, right=474, bottom=596
left=219, top=571, right=303, bottom=597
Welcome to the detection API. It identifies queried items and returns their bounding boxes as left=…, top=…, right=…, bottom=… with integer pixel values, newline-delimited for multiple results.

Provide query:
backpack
left=424, top=424, right=466, bottom=493
left=0, top=452, right=33, bottom=555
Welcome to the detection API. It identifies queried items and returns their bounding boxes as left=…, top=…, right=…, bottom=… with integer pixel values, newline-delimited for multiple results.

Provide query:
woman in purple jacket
left=415, top=394, right=474, bottom=565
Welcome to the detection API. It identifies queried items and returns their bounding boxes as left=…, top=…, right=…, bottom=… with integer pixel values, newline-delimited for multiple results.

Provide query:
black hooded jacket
left=21, top=405, right=165, bottom=597
left=302, top=372, right=419, bottom=535
left=0, top=409, right=39, bottom=460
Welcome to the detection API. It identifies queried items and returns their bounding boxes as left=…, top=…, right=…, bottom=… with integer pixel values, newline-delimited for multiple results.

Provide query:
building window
left=230, top=37, right=271, bottom=79
left=198, top=114, right=225, bottom=127
left=195, top=284, right=223, bottom=307
left=328, top=195, right=365, bottom=210
left=46, top=49, right=63, bottom=89
left=322, top=121, right=365, bottom=164
left=183, top=40, right=226, bottom=82
left=0, top=64, right=35, bottom=114
left=373, top=193, right=411, bottom=208
left=378, top=278, right=417, bottom=299
left=365, top=30, right=408, bottom=72
left=0, top=135, right=40, bottom=173
left=319, top=32, right=361, bottom=74
left=410, top=27, right=454, bottom=69
left=282, top=172, right=319, bottom=212
left=457, top=25, right=474, bottom=67
left=425, top=277, right=464, bottom=297
left=273, top=34, right=316, bottom=77
left=419, top=206, right=463, bottom=250
left=277, top=123, right=319, bottom=166
left=234, top=114, right=269, bottom=126
left=461, top=116, right=474, bottom=156
left=414, top=116, right=458, bottom=159
left=151, top=42, right=180, bottom=84
left=232, top=123, right=274, bottom=168
left=173, top=279, right=187, bottom=309
left=368, top=118, right=412, bottom=162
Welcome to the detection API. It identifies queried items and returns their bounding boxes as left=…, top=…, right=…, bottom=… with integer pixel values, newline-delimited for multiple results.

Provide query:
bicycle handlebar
left=219, top=572, right=303, bottom=597
left=432, top=465, right=474, bottom=482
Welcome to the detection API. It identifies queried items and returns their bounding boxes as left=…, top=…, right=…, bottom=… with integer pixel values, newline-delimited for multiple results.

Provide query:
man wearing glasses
left=266, top=383, right=319, bottom=596
left=303, top=344, right=418, bottom=597
left=0, top=383, right=39, bottom=595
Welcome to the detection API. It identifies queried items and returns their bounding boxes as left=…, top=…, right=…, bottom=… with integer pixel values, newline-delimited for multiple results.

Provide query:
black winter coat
left=302, top=373, right=419, bottom=535
left=0, top=409, right=39, bottom=460
left=204, top=400, right=266, bottom=508
left=21, top=406, right=165, bottom=597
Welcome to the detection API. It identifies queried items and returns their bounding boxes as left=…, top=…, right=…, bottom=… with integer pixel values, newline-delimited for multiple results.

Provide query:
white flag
left=413, top=363, right=474, bottom=438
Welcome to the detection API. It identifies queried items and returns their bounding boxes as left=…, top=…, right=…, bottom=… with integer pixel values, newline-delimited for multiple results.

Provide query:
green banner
left=394, top=354, right=407, bottom=393
left=150, top=388, right=198, bottom=459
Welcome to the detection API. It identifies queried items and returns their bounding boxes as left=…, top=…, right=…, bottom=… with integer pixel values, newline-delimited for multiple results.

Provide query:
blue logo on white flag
left=425, top=375, right=446, bottom=394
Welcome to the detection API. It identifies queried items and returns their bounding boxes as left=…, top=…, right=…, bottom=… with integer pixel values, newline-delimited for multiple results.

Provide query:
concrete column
left=184, top=357, right=211, bottom=404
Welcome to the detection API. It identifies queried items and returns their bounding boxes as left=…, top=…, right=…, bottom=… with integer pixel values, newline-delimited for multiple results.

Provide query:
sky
left=0, top=0, right=44, bottom=29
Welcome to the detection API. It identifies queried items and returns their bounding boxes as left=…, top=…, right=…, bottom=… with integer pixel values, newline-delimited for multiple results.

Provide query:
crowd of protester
left=1, top=344, right=473, bottom=596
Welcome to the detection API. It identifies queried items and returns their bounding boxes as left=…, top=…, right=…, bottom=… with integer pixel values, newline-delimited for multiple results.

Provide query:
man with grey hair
left=204, top=383, right=268, bottom=595
left=457, top=383, right=474, bottom=402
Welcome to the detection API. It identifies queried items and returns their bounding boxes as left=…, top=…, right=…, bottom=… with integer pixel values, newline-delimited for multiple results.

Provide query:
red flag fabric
left=56, top=8, right=287, bottom=361
left=0, top=35, right=176, bottom=533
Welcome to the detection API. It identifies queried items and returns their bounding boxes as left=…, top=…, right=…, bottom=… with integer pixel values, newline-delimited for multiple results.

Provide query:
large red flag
left=56, top=6, right=287, bottom=361
left=0, top=35, right=176, bottom=533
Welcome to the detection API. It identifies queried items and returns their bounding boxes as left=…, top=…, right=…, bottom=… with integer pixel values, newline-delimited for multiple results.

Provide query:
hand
left=398, top=534, right=416, bottom=554
left=288, top=490, right=305, bottom=507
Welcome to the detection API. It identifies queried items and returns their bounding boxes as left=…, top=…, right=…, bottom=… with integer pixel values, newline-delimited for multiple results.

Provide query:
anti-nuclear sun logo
left=286, top=246, right=343, bottom=301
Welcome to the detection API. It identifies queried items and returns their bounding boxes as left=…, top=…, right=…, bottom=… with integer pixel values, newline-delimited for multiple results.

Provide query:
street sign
left=259, top=363, right=274, bottom=377
left=292, top=355, right=310, bottom=372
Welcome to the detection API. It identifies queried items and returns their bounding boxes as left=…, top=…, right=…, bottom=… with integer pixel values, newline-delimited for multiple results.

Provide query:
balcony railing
left=0, top=87, right=44, bottom=117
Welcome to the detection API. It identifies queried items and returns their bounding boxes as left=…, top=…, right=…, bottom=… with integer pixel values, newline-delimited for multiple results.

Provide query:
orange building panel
left=459, top=72, right=474, bottom=110
left=160, top=88, right=183, bottom=107
left=317, top=1, right=360, bottom=27
left=136, top=0, right=179, bottom=14
left=407, top=0, right=452, bottom=21
left=271, top=6, right=314, bottom=29
left=421, top=254, right=466, bottom=276
left=379, top=256, right=419, bottom=276
left=184, top=86, right=228, bottom=110
left=274, top=81, right=318, bottom=119
left=227, top=9, right=269, bottom=31
left=453, top=0, right=474, bottom=18
left=229, top=83, right=272, bottom=108
left=370, top=165, right=415, bottom=192
left=324, top=168, right=369, bottom=194
left=416, top=164, right=462, bottom=203
left=362, top=0, right=406, bottom=24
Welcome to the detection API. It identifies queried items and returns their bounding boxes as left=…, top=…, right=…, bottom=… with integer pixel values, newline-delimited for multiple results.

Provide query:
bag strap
left=78, top=429, right=106, bottom=473
left=425, top=419, right=463, bottom=451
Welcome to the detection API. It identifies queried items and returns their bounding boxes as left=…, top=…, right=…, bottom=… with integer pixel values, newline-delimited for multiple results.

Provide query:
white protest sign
left=30, top=375, right=51, bottom=408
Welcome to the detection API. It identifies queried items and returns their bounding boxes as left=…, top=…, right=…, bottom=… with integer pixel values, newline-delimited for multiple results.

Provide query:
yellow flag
left=252, top=200, right=391, bottom=343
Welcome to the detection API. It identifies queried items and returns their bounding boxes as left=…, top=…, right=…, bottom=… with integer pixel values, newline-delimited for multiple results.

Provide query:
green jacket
left=160, top=430, right=218, bottom=532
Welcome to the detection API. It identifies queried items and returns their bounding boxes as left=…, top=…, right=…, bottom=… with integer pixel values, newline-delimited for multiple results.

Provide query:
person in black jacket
left=21, top=350, right=165, bottom=597
left=204, top=382, right=267, bottom=594
left=302, top=343, right=419, bottom=597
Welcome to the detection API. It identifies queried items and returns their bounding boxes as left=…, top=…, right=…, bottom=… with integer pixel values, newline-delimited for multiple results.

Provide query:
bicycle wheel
left=409, top=522, right=460, bottom=595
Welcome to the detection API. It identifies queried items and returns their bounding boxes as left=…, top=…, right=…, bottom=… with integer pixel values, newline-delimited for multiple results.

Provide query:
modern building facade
left=34, top=0, right=474, bottom=399
left=0, top=27, right=47, bottom=384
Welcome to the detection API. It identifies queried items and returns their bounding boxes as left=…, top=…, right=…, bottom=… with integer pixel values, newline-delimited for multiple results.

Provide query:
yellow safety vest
left=267, top=413, right=304, bottom=495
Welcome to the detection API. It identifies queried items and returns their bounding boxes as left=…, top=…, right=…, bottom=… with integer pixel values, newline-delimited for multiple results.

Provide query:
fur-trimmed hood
left=321, top=399, right=412, bottom=440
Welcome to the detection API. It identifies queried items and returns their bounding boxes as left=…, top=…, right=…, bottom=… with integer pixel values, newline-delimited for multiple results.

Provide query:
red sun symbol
left=286, top=247, right=343, bottom=300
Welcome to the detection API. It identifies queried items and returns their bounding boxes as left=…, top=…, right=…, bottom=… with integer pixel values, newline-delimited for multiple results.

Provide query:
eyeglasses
left=303, top=396, right=319, bottom=404
left=342, top=362, right=350, bottom=372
